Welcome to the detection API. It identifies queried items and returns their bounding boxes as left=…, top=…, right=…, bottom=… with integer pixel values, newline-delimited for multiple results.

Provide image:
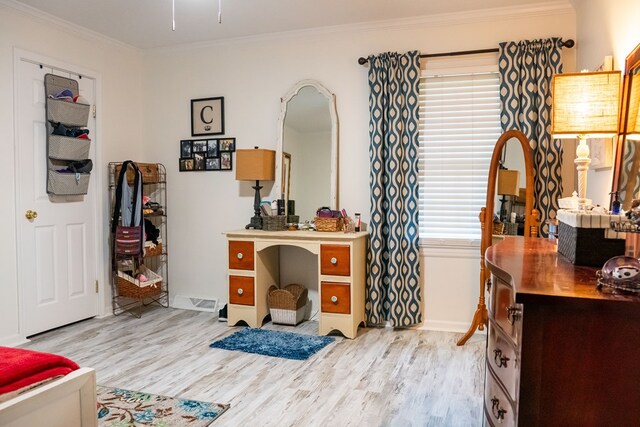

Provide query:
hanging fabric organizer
left=44, top=74, right=92, bottom=195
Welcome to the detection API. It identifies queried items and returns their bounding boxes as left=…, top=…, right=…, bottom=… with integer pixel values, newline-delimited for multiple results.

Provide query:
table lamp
left=497, top=169, right=520, bottom=222
left=236, top=147, right=276, bottom=229
left=551, top=71, right=621, bottom=208
left=625, top=72, right=640, bottom=141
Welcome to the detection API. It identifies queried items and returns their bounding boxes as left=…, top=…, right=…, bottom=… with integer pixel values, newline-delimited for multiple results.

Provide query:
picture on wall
left=178, top=137, right=236, bottom=172
left=191, top=97, right=224, bottom=136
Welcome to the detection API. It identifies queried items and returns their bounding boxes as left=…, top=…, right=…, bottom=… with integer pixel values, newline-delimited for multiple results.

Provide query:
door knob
left=25, top=210, right=38, bottom=220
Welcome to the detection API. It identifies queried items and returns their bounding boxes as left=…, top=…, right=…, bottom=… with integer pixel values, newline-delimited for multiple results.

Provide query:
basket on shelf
left=262, top=215, right=286, bottom=231
left=116, top=266, right=162, bottom=299
left=144, top=241, right=163, bottom=257
left=315, top=217, right=343, bottom=232
left=268, top=283, right=308, bottom=325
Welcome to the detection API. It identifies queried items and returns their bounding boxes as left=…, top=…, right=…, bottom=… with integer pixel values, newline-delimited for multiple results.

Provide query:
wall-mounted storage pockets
left=44, top=74, right=92, bottom=196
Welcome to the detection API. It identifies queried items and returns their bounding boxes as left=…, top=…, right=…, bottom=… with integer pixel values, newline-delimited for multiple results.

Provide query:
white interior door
left=16, top=58, right=98, bottom=337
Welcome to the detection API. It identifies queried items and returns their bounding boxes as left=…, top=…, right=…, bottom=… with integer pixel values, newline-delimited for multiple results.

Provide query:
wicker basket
left=315, top=217, right=343, bottom=232
left=116, top=266, right=162, bottom=299
left=262, top=215, right=286, bottom=231
left=114, top=162, right=161, bottom=184
left=144, top=241, right=163, bottom=257
left=268, top=284, right=308, bottom=325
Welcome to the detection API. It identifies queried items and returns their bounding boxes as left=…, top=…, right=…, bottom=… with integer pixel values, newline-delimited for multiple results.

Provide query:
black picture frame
left=220, top=152, right=232, bottom=170
left=218, top=138, right=236, bottom=152
left=180, top=140, right=192, bottom=158
left=206, top=158, right=221, bottom=170
left=178, top=138, right=235, bottom=172
left=191, top=97, right=224, bottom=136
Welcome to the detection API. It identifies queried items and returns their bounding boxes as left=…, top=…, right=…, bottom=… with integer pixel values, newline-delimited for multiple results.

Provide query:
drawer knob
left=237, top=252, right=244, bottom=260
left=237, top=288, right=244, bottom=295
left=491, top=397, right=507, bottom=421
left=493, top=349, right=510, bottom=368
left=331, top=296, right=338, bottom=303
left=506, top=306, right=522, bottom=325
left=330, top=257, right=338, bottom=265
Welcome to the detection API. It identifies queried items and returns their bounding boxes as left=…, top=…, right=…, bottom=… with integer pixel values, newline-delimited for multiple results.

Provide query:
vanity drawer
left=487, top=320, right=519, bottom=401
left=321, top=282, right=351, bottom=314
left=492, top=277, right=522, bottom=344
left=484, top=364, right=516, bottom=427
left=320, top=244, right=350, bottom=276
left=229, top=275, right=254, bottom=306
left=229, top=240, right=254, bottom=270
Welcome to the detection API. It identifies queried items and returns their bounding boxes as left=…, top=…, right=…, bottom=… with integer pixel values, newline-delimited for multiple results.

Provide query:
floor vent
left=172, top=295, right=218, bottom=313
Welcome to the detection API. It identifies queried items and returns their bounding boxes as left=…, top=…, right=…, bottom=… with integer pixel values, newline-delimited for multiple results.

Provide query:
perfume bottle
left=355, top=213, right=361, bottom=232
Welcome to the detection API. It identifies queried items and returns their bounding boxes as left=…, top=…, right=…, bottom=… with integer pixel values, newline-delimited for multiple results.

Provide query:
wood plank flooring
left=23, top=307, right=485, bottom=426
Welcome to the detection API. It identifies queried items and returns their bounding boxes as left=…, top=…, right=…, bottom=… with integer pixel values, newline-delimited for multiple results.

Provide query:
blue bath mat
left=209, top=328, right=334, bottom=360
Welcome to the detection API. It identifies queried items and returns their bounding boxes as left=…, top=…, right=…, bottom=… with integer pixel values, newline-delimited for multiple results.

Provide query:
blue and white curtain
left=499, top=38, right=564, bottom=236
left=366, top=51, right=422, bottom=327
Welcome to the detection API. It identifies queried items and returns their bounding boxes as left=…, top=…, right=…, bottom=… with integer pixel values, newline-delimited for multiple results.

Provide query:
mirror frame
left=611, top=42, right=640, bottom=209
left=276, top=80, right=339, bottom=213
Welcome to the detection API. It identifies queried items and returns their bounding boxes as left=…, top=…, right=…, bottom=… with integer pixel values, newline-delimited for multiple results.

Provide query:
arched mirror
left=277, top=80, right=338, bottom=221
left=612, top=42, right=640, bottom=210
left=457, top=130, right=539, bottom=346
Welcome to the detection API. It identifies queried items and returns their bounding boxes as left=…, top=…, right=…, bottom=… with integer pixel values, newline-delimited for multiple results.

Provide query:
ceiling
left=12, top=0, right=562, bottom=50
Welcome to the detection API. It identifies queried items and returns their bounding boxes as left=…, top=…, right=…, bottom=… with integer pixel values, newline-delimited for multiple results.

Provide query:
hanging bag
left=111, top=161, right=144, bottom=258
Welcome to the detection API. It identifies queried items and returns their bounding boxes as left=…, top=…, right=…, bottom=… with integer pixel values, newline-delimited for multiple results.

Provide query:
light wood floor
left=24, top=307, right=485, bottom=427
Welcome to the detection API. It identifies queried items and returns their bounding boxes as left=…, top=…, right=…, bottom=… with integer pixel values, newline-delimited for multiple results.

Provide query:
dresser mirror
left=612, top=42, right=640, bottom=210
left=277, top=80, right=338, bottom=221
left=457, top=130, right=539, bottom=346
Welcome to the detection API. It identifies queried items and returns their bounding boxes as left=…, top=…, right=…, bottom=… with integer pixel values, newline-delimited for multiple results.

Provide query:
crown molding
left=0, top=0, right=142, bottom=54
left=147, top=1, right=574, bottom=54
left=1, top=0, right=573, bottom=55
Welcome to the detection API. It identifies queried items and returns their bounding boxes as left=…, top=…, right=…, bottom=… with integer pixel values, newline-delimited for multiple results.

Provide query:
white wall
left=573, top=0, right=640, bottom=207
left=0, top=4, right=144, bottom=345
left=142, top=4, right=576, bottom=331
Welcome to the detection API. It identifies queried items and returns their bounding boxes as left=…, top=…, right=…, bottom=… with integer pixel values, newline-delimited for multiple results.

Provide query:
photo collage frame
left=179, top=138, right=236, bottom=172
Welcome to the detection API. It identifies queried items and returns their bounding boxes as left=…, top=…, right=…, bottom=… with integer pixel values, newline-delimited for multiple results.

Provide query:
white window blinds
left=418, top=71, right=501, bottom=242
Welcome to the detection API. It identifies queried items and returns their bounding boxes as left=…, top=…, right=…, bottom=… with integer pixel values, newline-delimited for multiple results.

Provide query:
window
left=418, top=60, right=501, bottom=244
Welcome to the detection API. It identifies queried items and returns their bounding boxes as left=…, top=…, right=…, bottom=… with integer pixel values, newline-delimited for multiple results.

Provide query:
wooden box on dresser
left=225, top=230, right=368, bottom=338
left=483, top=237, right=640, bottom=427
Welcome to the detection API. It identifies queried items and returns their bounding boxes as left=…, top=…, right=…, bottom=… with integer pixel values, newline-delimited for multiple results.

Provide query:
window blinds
left=418, top=72, right=501, bottom=241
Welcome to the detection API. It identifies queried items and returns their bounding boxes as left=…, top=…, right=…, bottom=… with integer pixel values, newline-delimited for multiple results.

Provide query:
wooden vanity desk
left=483, top=237, right=640, bottom=427
left=225, top=229, right=368, bottom=338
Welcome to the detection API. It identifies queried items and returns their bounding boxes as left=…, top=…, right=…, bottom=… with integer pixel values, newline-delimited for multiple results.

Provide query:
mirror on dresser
left=612, top=42, right=640, bottom=210
left=277, top=80, right=338, bottom=222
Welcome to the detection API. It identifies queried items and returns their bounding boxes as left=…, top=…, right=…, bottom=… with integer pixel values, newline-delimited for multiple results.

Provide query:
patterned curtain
left=498, top=38, right=564, bottom=236
left=366, top=51, right=422, bottom=327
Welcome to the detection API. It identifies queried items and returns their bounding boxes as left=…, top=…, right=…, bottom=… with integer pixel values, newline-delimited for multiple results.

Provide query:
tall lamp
left=236, top=147, right=275, bottom=229
left=497, top=169, right=520, bottom=222
left=551, top=71, right=621, bottom=208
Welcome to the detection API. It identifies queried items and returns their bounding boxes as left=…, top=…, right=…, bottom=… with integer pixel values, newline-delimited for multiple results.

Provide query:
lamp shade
left=236, top=148, right=276, bottom=181
left=626, top=73, right=640, bottom=140
left=551, top=71, right=621, bottom=138
left=497, top=169, right=520, bottom=196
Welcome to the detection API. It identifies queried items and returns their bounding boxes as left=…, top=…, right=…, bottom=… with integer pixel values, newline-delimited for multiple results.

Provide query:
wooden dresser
left=225, top=230, right=368, bottom=338
left=483, top=237, right=640, bottom=426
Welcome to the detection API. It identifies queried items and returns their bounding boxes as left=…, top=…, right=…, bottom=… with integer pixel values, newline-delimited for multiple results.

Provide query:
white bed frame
left=0, top=367, right=97, bottom=427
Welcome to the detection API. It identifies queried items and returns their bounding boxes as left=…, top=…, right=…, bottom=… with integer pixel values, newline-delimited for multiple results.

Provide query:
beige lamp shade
left=626, top=73, right=640, bottom=140
left=551, top=71, right=621, bottom=138
left=497, top=169, right=520, bottom=196
left=235, top=148, right=276, bottom=181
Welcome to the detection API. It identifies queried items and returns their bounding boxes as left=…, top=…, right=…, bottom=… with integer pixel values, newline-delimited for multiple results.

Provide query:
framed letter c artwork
left=191, top=97, right=224, bottom=136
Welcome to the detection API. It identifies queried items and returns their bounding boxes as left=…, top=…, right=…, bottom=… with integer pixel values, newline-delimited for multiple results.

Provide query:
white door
left=16, top=58, right=98, bottom=337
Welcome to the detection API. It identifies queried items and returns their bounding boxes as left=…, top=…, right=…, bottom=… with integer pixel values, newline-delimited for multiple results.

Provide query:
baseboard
left=0, top=334, right=29, bottom=347
left=419, top=319, right=487, bottom=335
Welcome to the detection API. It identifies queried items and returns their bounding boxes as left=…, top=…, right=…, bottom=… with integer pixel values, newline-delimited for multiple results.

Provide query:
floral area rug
left=97, top=386, right=229, bottom=427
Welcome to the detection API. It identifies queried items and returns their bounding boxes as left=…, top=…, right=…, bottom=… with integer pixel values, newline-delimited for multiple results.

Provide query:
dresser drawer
left=320, top=245, right=350, bottom=276
left=492, top=277, right=522, bottom=344
left=321, top=282, right=351, bottom=314
left=484, top=365, right=516, bottom=427
left=229, top=240, right=254, bottom=270
left=229, top=275, right=254, bottom=306
left=487, top=320, right=519, bottom=401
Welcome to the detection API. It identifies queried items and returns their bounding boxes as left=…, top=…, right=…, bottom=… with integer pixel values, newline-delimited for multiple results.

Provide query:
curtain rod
left=357, top=39, right=575, bottom=65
